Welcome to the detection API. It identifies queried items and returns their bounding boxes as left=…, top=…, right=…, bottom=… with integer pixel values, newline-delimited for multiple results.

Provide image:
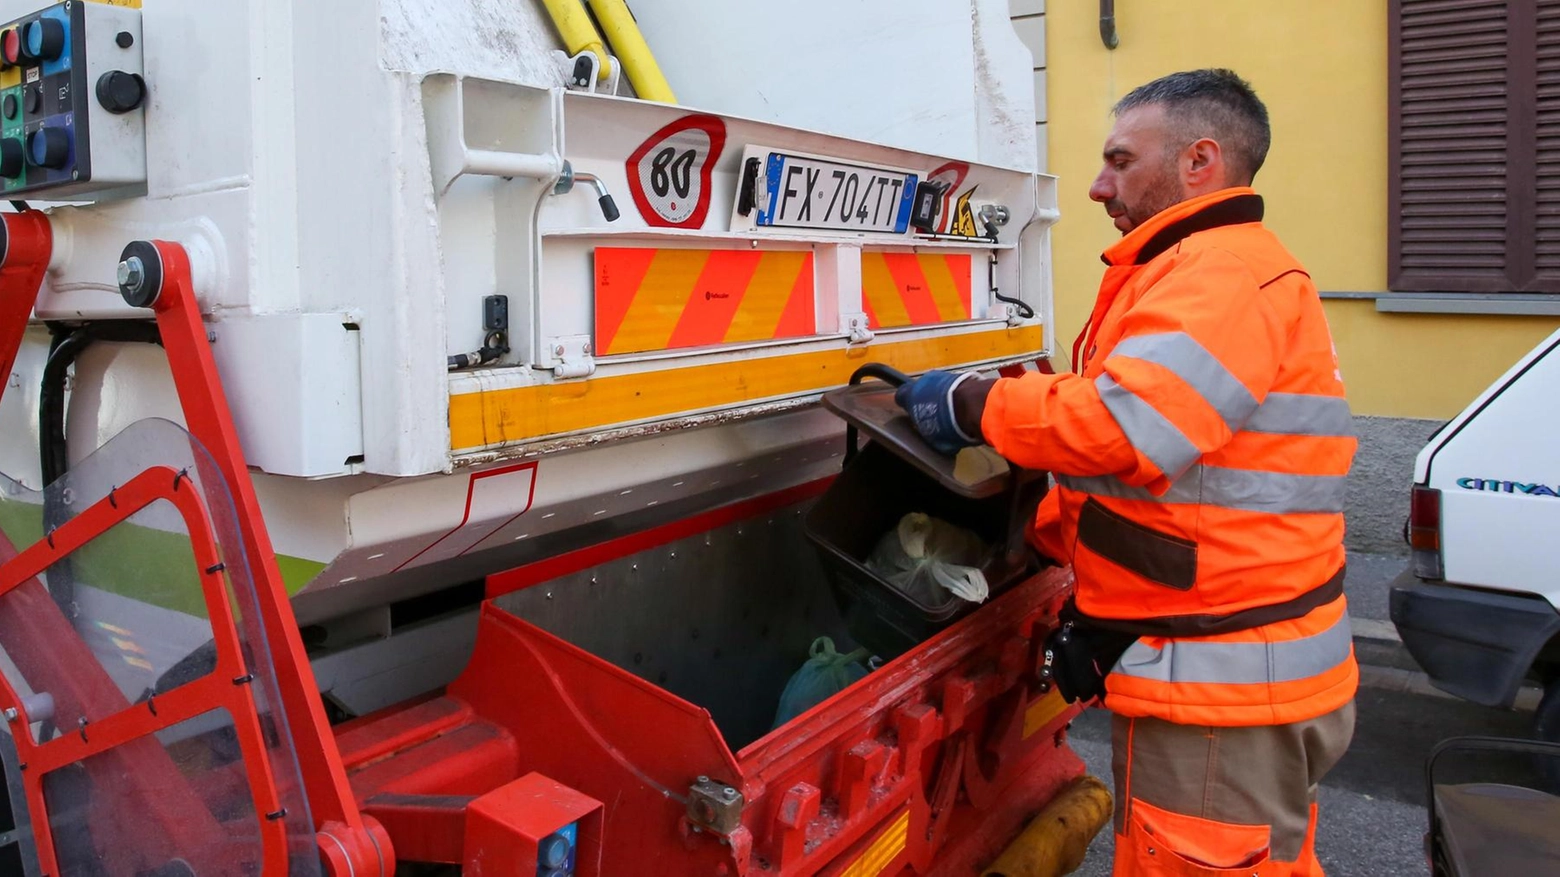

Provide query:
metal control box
left=0, top=0, right=144, bottom=199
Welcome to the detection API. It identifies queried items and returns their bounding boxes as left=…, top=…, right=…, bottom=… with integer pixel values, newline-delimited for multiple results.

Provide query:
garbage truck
left=0, top=1, right=1108, bottom=875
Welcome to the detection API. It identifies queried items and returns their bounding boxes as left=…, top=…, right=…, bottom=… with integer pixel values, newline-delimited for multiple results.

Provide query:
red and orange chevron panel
left=861, top=252, right=974, bottom=329
left=595, top=248, right=816, bottom=356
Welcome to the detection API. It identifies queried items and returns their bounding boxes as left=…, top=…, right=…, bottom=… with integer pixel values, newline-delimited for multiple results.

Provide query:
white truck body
left=0, top=0, right=1055, bottom=711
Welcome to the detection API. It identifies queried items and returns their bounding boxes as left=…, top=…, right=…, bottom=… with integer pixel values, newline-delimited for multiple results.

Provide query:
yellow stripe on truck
left=840, top=809, right=910, bottom=877
left=449, top=325, right=1045, bottom=451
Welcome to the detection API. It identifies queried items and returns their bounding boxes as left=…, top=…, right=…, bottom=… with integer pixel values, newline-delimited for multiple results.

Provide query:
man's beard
left=1124, top=167, right=1187, bottom=232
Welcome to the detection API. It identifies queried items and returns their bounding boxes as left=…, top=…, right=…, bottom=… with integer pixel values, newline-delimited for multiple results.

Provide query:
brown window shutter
left=1391, top=1, right=1560, bottom=293
left=1390, top=0, right=1515, bottom=292
left=1535, top=1, right=1560, bottom=284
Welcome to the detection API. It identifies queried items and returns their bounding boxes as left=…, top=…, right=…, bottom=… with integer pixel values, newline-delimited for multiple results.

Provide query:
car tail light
left=1408, top=485, right=1443, bottom=579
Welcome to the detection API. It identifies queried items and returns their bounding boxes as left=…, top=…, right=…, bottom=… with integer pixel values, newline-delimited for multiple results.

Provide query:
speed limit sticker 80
left=625, top=114, right=727, bottom=229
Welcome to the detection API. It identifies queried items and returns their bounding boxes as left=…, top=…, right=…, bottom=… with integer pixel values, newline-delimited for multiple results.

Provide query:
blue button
left=537, top=833, right=570, bottom=868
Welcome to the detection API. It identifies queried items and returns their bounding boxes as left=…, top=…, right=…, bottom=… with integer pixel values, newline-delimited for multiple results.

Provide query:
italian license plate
left=758, top=152, right=919, bottom=234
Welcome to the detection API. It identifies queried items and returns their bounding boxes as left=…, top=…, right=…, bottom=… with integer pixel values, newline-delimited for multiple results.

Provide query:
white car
left=1390, top=328, right=1560, bottom=747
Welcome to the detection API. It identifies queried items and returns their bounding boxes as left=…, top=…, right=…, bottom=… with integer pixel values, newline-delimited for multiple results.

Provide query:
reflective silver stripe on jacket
left=1110, top=332, right=1259, bottom=431
left=1243, top=392, right=1355, bottom=437
left=1057, top=466, right=1347, bottom=515
left=1097, top=375, right=1201, bottom=480
left=1111, top=607, right=1353, bottom=685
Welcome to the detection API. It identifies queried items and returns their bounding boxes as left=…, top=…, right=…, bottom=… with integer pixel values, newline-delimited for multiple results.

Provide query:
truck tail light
left=1408, top=485, right=1443, bottom=579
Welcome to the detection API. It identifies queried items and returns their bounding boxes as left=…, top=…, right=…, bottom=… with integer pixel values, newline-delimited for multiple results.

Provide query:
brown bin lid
left=820, top=379, right=1014, bottom=500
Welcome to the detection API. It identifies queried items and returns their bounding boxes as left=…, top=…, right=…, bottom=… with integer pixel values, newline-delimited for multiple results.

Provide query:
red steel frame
left=339, top=477, right=1086, bottom=875
left=0, top=213, right=1089, bottom=875
left=0, top=219, right=390, bottom=875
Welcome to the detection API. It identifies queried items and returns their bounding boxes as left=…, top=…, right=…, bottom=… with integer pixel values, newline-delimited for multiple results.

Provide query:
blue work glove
left=893, top=370, right=982, bottom=456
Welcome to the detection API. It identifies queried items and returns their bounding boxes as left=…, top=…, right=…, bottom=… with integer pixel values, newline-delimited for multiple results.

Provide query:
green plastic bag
left=772, top=636, right=872, bottom=728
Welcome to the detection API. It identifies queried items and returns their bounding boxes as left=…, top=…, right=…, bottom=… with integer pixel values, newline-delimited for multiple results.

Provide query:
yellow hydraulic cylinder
left=540, top=0, right=614, bottom=80
left=982, top=775, right=1114, bottom=877
left=587, top=0, right=678, bottom=104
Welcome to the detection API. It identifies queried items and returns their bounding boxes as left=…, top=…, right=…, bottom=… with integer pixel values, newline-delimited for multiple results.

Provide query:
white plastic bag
left=865, top=512, right=990, bottom=606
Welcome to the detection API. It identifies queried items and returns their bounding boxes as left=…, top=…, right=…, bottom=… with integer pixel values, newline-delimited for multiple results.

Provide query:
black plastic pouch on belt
left=1038, top=603, right=1139, bottom=705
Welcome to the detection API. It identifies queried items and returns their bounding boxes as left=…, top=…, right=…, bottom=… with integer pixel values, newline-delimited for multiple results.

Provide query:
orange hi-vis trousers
left=1110, top=701, right=1356, bottom=876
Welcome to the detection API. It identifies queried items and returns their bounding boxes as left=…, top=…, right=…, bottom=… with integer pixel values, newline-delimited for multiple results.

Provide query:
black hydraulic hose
left=38, top=322, right=162, bottom=616
left=39, top=329, right=93, bottom=486
left=40, top=321, right=163, bottom=483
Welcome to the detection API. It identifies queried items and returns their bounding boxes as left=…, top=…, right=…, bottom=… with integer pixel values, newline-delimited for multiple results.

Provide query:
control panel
left=0, top=0, right=144, bottom=200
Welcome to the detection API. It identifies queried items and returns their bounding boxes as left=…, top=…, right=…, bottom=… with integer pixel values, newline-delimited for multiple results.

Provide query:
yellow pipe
left=587, top=0, right=678, bottom=104
left=982, top=775, right=1114, bottom=877
left=540, top=0, right=614, bottom=80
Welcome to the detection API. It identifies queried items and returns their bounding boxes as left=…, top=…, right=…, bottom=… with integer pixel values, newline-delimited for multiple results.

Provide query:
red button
left=2, top=30, right=18, bottom=67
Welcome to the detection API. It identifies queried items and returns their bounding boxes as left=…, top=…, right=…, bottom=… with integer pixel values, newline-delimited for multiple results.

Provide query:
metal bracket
left=842, top=313, right=874, bottom=345
left=548, top=334, right=596, bottom=379
left=555, top=49, right=623, bottom=95
left=687, top=776, right=744, bottom=836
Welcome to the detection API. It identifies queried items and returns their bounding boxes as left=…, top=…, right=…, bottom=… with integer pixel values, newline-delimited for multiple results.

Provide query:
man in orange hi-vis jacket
left=895, top=69, right=1356, bottom=876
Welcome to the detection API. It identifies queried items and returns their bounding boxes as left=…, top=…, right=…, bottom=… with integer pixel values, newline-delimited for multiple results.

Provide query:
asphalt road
left=1063, top=551, right=1544, bottom=876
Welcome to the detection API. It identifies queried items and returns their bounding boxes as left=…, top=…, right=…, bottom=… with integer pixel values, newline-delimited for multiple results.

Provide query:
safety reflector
left=594, top=247, right=815, bottom=356
left=861, top=252, right=973, bottom=329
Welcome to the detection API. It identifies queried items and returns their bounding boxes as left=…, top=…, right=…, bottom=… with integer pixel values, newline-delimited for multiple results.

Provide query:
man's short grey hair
left=1114, top=69, right=1271, bottom=185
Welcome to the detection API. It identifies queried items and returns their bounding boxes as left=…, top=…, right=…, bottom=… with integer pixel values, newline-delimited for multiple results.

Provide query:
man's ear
left=1184, top=138, right=1224, bottom=188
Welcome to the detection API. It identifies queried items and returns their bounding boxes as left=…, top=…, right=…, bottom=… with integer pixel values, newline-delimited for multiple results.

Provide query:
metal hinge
left=555, top=49, right=622, bottom=95
left=548, top=334, right=596, bottom=379
left=842, top=313, right=874, bottom=344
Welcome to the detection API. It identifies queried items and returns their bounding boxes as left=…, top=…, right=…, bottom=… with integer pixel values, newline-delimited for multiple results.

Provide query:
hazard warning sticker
left=625, top=114, right=727, bottom=229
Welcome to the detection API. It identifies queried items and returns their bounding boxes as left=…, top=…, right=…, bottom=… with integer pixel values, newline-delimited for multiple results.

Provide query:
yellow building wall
left=1045, top=1, right=1560, bottom=420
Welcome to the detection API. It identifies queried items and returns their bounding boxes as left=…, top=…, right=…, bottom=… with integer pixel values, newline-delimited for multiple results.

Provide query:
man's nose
left=1089, top=172, right=1112, bottom=203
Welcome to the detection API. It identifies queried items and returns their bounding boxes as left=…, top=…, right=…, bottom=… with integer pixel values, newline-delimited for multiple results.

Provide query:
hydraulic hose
left=587, top=0, right=677, bottom=103
left=38, top=322, right=163, bottom=615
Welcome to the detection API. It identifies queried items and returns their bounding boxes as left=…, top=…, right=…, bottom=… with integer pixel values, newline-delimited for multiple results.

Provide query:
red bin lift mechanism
left=0, top=212, right=1098, bottom=875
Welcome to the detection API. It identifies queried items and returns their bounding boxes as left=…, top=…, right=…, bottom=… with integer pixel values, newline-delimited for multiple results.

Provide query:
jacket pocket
left=1077, top=498, right=1198, bottom=591
left=1118, top=797, right=1276, bottom=876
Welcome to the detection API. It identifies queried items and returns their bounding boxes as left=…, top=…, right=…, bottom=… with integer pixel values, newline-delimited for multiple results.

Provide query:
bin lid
left=820, top=381, right=1014, bottom=499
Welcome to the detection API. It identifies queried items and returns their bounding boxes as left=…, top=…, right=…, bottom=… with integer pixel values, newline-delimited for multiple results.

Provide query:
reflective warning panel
left=861, top=252, right=974, bottom=329
left=594, top=248, right=816, bottom=356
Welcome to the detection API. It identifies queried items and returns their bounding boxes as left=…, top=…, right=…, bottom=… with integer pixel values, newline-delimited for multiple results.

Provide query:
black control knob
left=0, top=138, right=22, bottom=178
left=2, top=94, right=16, bottom=121
left=22, top=86, right=38, bottom=115
left=21, top=19, right=64, bottom=63
left=26, top=127, right=68, bottom=169
left=96, top=70, right=144, bottom=114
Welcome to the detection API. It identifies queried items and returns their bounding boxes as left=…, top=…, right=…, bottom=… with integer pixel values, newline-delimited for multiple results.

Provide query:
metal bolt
left=3, top=707, right=16, bottom=722
left=118, top=256, right=145, bottom=294
left=582, top=342, right=592, bottom=354
left=697, top=775, right=709, bottom=784
left=721, top=787, right=737, bottom=801
left=554, top=344, right=565, bottom=356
